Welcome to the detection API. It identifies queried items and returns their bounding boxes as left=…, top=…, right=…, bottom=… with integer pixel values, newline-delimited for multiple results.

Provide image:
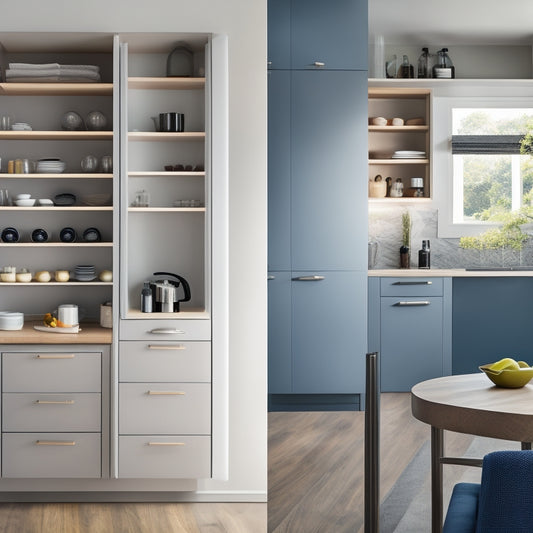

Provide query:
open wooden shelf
left=0, top=281, right=113, bottom=286
left=369, top=158, right=429, bottom=165
left=128, top=131, right=205, bottom=141
left=128, top=171, right=205, bottom=177
left=128, top=77, right=205, bottom=90
left=0, top=206, right=113, bottom=211
left=0, top=242, right=112, bottom=247
left=0, top=82, right=113, bottom=96
left=0, top=131, right=112, bottom=140
left=368, top=125, right=428, bottom=132
left=128, top=207, right=205, bottom=212
left=0, top=173, right=112, bottom=179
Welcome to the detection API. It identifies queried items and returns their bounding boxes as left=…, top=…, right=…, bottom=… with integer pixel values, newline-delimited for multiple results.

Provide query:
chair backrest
left=475, top=450, right=533, bottom=533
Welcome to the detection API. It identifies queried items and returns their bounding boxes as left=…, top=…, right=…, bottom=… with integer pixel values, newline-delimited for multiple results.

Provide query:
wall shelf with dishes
left=368, top=86, right=431, bottom=200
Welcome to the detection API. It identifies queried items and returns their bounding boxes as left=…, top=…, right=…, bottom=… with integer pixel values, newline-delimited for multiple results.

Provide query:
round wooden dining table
left=411, top=373, right=533, bottom=533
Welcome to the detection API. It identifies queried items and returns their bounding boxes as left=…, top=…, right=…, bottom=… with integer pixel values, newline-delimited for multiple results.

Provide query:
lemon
left=489, top=358, right=520, bottom=371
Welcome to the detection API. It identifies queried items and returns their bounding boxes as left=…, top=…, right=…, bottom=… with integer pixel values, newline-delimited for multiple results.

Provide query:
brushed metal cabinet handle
left=392, top=281, right=432, bottom=286
left=268, top=275, right=275, bottom=281
left=394, top=301, right=431, bottom=306
left=292, top=275, right=325, bottom=281
left=36, top=354, right=76, bottom=359
left=147, top=390, right=186, bottom=396
left=35, top=400, right=75, bottom=405
left=147, top=344, right=186, bottom=351
left=149, top=328, right=185, bottom=335
left=148, top=442, right=185, bottom=446
left=313, top=61, right=325, bottom=67
left=35, top=440, right=76, bottom=446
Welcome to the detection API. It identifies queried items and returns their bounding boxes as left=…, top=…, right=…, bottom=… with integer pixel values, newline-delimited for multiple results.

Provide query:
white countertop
left=368, top=268, right=533, bottom=277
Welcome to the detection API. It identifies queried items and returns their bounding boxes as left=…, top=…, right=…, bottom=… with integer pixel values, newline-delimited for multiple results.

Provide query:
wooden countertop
left=412, top=373, right=533, bottom=442
left=368, top=268, right=533, bottom=277
left=0, top=322, right=112, bottom=344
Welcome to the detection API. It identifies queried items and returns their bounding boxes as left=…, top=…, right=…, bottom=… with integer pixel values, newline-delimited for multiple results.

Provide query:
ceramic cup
left=54, top=270, right=70, bottom=282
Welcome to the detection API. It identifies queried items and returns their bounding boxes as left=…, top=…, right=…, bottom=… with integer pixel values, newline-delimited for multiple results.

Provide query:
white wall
left=0, top=0, right=268, bottom=500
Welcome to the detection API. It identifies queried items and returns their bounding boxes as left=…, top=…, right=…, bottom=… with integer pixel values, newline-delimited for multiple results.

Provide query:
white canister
left=100, top=303, right=112, bottom=328
left=57, top=304, right=78, bottom=326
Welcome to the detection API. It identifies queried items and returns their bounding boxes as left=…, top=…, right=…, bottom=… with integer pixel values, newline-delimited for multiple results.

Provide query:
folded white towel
left=6, top=68, right=100, bottom=81
left=9, top=63, right=100, bottom=73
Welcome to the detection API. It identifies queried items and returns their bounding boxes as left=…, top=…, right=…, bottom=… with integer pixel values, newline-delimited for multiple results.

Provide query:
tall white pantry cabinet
left=0, top=32, right=228, bottom=498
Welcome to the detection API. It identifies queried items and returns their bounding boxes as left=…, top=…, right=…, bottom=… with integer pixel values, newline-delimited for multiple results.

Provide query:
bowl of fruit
left=479, top=358, right=533, bottom=388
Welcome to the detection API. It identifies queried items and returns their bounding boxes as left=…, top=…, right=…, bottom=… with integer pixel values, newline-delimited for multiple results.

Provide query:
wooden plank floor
left=0, top=501, right=266, bottom=532
left=268, top=393, right=477, bottom=533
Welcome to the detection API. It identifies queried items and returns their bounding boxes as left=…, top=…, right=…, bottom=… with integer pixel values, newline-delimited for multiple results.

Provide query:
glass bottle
left=417, top=47, right=432, bottom=78
left=418, top=240, right=431, bottom=269
left=397, top=55, right=414, bottom=79
left=433, top=48, right=455, bottom=79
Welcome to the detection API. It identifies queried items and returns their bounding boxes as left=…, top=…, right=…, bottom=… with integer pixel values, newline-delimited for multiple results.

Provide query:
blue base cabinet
left=453, top=277, right=533, bottom=374
left=368, top=277, right=453, bottom=392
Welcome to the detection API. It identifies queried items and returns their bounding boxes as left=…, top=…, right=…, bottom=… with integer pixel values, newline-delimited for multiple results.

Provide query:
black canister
left=418, top=240, right=430, bottom=269
left=31, top=228, right=48, bottom=243
left=1, top=227, right=19, bottom=243
left=60, top=227, right=77, bottom=243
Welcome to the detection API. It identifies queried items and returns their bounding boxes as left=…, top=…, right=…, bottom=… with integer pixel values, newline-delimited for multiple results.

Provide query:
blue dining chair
left=442, top=450, right=533, bottom=533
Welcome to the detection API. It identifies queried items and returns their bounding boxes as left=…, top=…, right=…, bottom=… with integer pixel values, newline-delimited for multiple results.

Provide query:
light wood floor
left=0, top=501, right=266, bottom=533
left=268, top=393, right=478, bottom=533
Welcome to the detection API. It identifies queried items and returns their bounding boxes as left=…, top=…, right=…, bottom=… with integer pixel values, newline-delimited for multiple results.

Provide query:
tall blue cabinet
left=268, top=0, right=368, bottom=411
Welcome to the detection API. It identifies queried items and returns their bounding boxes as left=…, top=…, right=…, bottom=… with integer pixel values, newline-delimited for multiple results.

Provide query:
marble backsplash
left=368, top=205, right=533, bottom=270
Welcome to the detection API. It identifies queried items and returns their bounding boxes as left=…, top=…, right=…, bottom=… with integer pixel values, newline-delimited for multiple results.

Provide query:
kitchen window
left=435, top=98, right=533, bottom=238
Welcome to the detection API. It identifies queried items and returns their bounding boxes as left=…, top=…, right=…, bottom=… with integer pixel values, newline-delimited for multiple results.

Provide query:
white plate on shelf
left=34, top=324, right=80, bottom=334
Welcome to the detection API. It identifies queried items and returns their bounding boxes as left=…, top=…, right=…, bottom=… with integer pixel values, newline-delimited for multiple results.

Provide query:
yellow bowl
left=479, top=364, right=533, bottom=388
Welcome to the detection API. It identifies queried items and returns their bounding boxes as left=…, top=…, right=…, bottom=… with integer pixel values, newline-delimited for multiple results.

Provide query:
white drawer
left=119, top=383, right=211, bottom=435
left=2, top=433, right=101, bottom=478
left=119, top=319, right=211, bottom=341
left=118, top=435, right=211, bottom=478
left=119, top=341, right=211, bottom=382
left=3, top=352, right=101, bottom=393
left=2, top=393, right=101, bottom=432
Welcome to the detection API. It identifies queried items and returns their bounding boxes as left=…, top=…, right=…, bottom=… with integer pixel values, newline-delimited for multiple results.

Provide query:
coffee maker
left=149, top=271, right=191, bottom=312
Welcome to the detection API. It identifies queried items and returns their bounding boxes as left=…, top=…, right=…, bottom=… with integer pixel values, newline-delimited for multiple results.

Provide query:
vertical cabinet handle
left=292, top=275, right=325, bottom=281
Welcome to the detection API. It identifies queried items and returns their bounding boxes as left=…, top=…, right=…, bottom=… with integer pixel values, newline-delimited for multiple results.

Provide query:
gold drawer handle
left=36, top=354, right=75, bottom=359
left=147, top=344, right=186, bottom=350
left=148, top=442, right=185, bottom=446
left=35, top=440, right=76, bottom=446
left=35, top=400, right=75, bottom=405
left=147, top=390, right=185, bottom=396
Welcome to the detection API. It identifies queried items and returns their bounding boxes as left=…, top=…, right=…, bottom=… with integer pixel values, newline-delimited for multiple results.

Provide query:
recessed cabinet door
left=268, top=0, right=291, bottom=69
left=291, top=271, right=366, bottom=393
left=268, top=272, right=292, bottom=393
left=268, top=70, right=291, bottom=271
left=290, top=0, right=368, bottom=70
left=380, top=296, right=444, bottom=392
left=291, top=70, right=368, bottom=271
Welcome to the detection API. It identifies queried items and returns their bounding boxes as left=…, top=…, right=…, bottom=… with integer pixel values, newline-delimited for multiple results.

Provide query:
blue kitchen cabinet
left=267, top=0, right=291, bottom=69
left=290, top=69, right=368, bottom=271
left=290, top=0, right=368, bottom=70
left=268, top=70, right=291, bottom=271
left=453, top=278, right=533, bottom=374
left=292, top=271, right=367, bottom=393
left=268, top=272, right=292, bottom=393
left=368, top=277, right=453, bottom=392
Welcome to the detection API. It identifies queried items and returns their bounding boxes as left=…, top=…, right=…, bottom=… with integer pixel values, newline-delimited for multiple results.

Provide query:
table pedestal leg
left=431, top=426, right=443, bottom=533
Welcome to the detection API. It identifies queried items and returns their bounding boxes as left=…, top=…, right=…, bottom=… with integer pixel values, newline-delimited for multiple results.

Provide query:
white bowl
left=0, top=312, right=23, bottom=330
left=14, top=199, right=35, bottom=207
left=37, top=198, right=54, bottom=206
left=14, top=193, right=31, bottom=200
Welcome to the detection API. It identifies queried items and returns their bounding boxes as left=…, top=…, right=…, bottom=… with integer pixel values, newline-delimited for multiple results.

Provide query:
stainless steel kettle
left=150, top=272, right=191, bottom=312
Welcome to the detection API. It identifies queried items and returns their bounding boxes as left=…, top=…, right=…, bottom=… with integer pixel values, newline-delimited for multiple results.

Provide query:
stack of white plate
left=36, top=158, right=66, bottom=173
left=74, top=265, right=96, bottom=281
left=11, top=122, right=32, bottom=131
left=391, top=150, right=426, bottom=159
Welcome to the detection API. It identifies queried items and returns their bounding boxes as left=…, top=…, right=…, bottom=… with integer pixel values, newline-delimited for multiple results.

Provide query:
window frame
left=434, top=96, right=533, bottom=238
